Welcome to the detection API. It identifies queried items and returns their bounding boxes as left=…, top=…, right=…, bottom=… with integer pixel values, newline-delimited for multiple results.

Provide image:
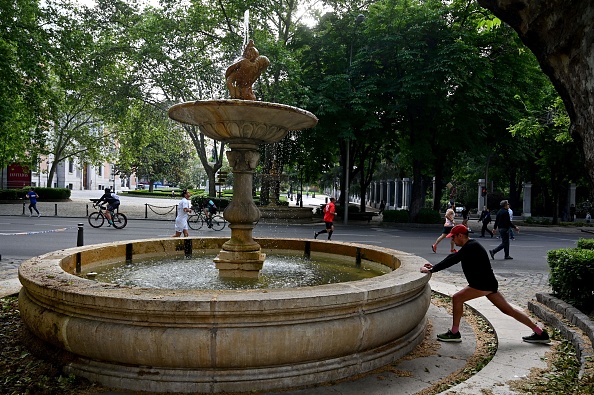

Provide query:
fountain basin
left=168, top=100, right=318, bottom=145
left=18, top=237, right=430, bottom=394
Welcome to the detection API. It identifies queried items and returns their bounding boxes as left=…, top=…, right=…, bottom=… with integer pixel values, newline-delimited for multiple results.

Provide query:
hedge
left=383, top=210, right=410, bottom=223
left=0, top=187, right=71, bottom=200
left=416, top=208, right=442, bottom=224
left=548, top=242, right=594, bottom=311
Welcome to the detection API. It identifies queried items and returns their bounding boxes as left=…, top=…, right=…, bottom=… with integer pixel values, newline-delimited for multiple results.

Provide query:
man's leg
left=486, top=292, right=540, bottom=329
left=327, top=225, right=334, bottom=240
left=501, top=229, right=510, bottom=256
left=451, top=287, right=492, bottom=330
left=486, top=292, right=550, bottom=342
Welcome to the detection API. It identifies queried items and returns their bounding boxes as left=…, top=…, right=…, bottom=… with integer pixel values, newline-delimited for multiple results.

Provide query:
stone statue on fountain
left=225, top=40, right=270, bottom=100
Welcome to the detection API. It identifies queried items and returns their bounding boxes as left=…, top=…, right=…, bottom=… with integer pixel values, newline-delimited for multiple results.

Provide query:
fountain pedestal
left=214, top=143, right=264, bottom=277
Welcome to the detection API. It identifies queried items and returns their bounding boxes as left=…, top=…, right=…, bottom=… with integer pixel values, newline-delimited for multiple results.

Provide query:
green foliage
left=576, top=238, right=594, bottom=250
left=416, top=208, right=442, bottom=224
left=190, top=195, right=229, bottom=211
left=548, top=246, right=594, bottom=311
left=0, top=187, right=70, bottom=200
left=524, top=216, right=552, bottom=225
left=382, top=210, right=410, bottom=223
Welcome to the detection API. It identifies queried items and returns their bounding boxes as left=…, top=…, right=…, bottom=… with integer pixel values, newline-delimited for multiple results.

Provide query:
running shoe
left=314, top=232, right=318, bottom=239
left=489, top=250, right=495, bottom=260
left=432, top=244, right=436, bottom=253
left=522, top=330, right=550, bottom=344
left=450, top=249, right=458, bottom=253
left=437, top=330, right=462, bottom=342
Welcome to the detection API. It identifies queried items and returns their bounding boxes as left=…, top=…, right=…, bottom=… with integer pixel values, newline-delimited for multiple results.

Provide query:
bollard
left=22, top=202, right=25, bottom=215
left=356, top=248, right=362, bottom=267
left=55, top=203, right=58, bottom=216
left=145, top=203, right=148, bottom=219
left=77, top=223, right=84, bottom=247
left=86, top=204, right=89, bottom=217
left=304, top=241, right=311, bottom=260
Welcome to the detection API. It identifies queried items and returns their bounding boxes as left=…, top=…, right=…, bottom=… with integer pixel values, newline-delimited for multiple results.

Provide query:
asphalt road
left=1, top=215, right=590, bottom=276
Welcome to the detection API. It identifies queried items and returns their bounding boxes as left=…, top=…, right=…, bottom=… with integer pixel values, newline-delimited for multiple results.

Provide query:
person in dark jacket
left=490, top=200, right=519, bottom=260
left=420, top=225, right=549, bottom=344
left=478, top=207, right=493, bottom=237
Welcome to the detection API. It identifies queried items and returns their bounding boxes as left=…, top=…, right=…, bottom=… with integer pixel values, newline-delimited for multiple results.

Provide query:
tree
left=0, top=0, right=51, bottom=175
left=117, top=101, right=192, bottom=190
left=477, top=0, right=594, bottom=188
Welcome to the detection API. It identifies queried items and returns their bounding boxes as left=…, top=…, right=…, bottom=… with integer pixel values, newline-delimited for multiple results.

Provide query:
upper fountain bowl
left=168, top=99, right=318, bottom=145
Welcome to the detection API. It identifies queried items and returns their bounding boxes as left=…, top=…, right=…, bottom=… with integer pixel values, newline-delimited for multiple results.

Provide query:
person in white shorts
left=173, top=189, right=192, bottom=237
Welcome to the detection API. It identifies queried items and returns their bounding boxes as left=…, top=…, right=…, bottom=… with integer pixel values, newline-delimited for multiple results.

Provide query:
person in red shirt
left=314, top=197, right=337, bottom=240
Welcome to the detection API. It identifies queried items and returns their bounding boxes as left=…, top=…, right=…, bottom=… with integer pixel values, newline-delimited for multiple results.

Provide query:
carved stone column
left=214, top=143, right=264, bottom=278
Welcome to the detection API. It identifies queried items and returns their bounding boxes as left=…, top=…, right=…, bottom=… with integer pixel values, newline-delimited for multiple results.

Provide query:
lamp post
left=344, top=13, right=365, bottom=225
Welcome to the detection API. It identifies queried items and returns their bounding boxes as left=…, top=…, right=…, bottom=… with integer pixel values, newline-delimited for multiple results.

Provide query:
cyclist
left=96, top=187, right=120, bottom=226
left=199, top=197, right=218, bottom=227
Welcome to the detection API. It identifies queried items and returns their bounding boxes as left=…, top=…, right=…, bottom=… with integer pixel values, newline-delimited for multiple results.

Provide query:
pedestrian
left=478, top=207, right=494, bottom=238
left=173, top=189, right=192, bottom=237
left=314, top=197, right=336, bottom=240
left=379, top=200, right=386, bottom=215
left=461, top=205, right=472, bottom=232
left=25, top=187, right=40, bottom=217
left=432, top=205, right=457, bottom=253
left=508, top=204, right=516, bottom=240
left=490, top=200, right=520, bottom=260
left=587, top=212, right=592, bottom=224
left=420, top=225, right=550, bottom=344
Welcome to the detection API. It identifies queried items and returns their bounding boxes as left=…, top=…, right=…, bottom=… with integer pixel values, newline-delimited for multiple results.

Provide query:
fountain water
left=18, top=40, right=431, bottom=394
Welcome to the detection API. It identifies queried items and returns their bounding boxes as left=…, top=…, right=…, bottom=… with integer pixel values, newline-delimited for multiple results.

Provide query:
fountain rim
left=18, top=237, right=429, bottom=304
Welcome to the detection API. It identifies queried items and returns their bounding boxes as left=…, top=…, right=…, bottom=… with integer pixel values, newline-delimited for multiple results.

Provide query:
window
left=98, top=166, right=102, bottom=176
left=68, top=160, right=74, bottom=173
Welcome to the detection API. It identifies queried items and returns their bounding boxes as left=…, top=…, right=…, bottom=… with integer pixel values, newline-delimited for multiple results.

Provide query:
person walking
left=25, top=187, right=40, bottom=217
left=508, top=204, right=516, bottom=240
left=378, top=200, right=386, bottom=215
left=420, top=224, right=549, bottom=344
left=478, top=207, right=494, bottom=237
left=460, top=205, right=472, bottom=233
left=490, top=200, right=520, bottom=260
left=432, top=205, right=457, bottom=253
left=173, top=189, right=192, bottom=237
left=314, top=197, right=336, bottom=240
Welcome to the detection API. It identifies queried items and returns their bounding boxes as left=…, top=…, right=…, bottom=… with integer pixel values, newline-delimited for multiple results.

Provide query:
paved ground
left=2, top=190, right=591, bottom=394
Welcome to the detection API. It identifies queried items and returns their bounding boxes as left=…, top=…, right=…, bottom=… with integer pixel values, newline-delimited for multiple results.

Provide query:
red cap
left=446, top=225, right=469, bottom=238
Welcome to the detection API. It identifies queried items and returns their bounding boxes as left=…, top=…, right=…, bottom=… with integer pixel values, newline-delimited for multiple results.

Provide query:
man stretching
left=314, top=197, right=336, bottom=240
left=420, top=225, right=549, bottom=344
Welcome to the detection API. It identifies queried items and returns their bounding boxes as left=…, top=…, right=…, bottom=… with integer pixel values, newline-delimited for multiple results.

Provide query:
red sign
left=7, top=163, right=31, bottom=188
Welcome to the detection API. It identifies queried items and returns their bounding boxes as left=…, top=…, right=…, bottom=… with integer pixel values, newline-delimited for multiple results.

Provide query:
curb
left=528, top=292, right=594, bottom=378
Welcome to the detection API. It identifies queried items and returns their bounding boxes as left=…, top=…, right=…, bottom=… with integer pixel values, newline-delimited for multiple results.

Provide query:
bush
left=0, top=187, right=70, bottom=200
left=190, top=195, right=230, bottom=211
left=416, top=208, right=442, bottom=224
left=577, top=238, right=594, bottom=250
left=548, top=245, right=594, bottom=312
left=382, top=210, right=410, bottom=223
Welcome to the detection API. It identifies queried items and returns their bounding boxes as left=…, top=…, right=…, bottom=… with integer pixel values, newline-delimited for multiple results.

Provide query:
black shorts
left=107, top=201, right=120, bottom=211
left=325, top=221, right=334, bottom=229
left=442, top=226, right=453, bottom=235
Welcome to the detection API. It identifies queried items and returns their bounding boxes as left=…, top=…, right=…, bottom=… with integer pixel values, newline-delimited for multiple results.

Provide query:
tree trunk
left=477, top=0, right=594, bottom=187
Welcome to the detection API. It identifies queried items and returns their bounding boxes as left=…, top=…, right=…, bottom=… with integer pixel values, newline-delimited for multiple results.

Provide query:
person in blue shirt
left=25, top=188, right=40, bottom=217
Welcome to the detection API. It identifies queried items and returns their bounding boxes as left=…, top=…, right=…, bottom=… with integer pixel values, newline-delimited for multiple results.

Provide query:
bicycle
left=187, top=208, right=226, bottom=231
left=88, top=199, right=128, bottom=229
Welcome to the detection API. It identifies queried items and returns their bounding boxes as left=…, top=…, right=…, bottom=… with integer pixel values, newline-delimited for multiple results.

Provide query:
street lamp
left=344, top=13, right=365, bottom=225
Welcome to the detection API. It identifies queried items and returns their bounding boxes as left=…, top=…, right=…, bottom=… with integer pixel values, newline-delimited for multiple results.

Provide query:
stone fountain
left=18, top=40, right=431, bottom=394
left=168, top=40, right=318, bottom=278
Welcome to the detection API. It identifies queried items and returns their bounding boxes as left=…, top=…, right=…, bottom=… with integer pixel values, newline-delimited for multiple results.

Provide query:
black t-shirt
left=430, top=239, right=498, bottom=292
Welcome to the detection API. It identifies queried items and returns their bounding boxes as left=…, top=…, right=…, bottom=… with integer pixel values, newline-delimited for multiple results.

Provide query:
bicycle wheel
left=209, top=215, right=226, bottom=231
left=187, top=214, right=204, bottom=230
left=88, top=212, right=104, bottom=228
left=112, top=213, right=128, bottom=229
